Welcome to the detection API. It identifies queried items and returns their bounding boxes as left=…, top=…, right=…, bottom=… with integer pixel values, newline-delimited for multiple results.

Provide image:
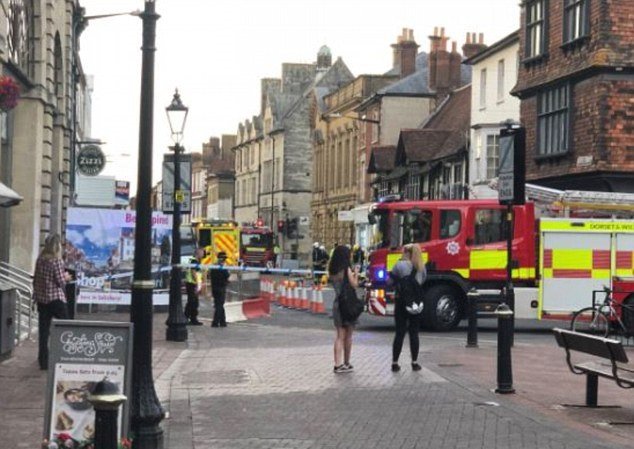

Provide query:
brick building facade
left=513, top=0, right=634, bottom=192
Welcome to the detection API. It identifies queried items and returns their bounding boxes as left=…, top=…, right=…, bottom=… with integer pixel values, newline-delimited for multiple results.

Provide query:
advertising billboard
left=65, top=208, right=172, bottom=305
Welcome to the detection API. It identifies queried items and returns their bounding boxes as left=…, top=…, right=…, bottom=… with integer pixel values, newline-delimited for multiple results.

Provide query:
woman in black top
left=388, top=244, right=426, bottom=372
left=329, top=245, right=360, bottom=373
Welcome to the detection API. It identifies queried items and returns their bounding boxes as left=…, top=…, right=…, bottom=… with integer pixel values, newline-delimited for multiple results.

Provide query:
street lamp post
left=165, top=89, right=189, bottom=342
left=130, top=2, right=163, bottom=449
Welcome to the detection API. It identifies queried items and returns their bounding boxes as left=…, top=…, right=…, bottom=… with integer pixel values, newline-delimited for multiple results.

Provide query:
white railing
left=0, top=261, right=36, bottom=343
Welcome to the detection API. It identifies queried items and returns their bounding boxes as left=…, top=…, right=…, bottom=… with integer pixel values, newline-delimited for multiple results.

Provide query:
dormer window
left=525, top=0, right=546, bottom=59
left=563, top=0, right=590, bottom=44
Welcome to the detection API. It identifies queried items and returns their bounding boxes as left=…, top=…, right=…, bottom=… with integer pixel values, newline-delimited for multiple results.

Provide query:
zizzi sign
left=77, top=145, right=106, bottom=176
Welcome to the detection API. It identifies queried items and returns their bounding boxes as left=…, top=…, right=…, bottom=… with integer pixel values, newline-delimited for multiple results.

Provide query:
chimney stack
left=462, top=32, right=487, bottom=59
left=391, top=28, right=419, bottom=78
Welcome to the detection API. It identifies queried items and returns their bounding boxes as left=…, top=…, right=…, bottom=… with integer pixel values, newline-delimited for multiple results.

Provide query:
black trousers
left=37, top=300, right=69, bottom=369
left=184, top=283, right=199, bottom=321
left=392, top=303, right=421, bottom=363
left=212, top=289, right=226, bottom=326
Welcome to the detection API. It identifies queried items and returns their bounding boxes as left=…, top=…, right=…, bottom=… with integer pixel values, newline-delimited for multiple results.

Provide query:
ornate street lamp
left=130, top=1, right=164, bottom=448
left=165, top=89, right=188, bottom=342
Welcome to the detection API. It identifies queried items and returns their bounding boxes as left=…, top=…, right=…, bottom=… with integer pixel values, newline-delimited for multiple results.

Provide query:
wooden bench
left=553, top=328, right=634, bottom=407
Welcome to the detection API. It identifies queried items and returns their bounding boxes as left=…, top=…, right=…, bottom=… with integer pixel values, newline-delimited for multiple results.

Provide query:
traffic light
left=287, top=217, right=298, bottom=239
left=277, top=219, right=286, bottom=233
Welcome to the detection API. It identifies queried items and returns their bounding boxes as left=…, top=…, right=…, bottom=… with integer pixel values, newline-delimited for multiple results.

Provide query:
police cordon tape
left=72, top=264, right=332, bottom=318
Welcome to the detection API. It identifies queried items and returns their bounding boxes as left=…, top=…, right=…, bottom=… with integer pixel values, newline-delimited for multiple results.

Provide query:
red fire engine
left=365, top=196, right=634, bottom=331
left=240, top=226, right=275, bottom=267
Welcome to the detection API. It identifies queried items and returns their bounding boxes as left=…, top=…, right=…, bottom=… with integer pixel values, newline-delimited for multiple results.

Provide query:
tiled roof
left=422, top=84, right=471, bottom=130
left=368, top=145, right=397, bottom=173
left=397, top=85, right=471, bottom=164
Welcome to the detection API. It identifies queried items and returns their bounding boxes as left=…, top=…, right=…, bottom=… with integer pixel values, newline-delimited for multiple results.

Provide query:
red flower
left=0, top=76, right=20, bottom=111
left=57, top=433, right=72, bottom=442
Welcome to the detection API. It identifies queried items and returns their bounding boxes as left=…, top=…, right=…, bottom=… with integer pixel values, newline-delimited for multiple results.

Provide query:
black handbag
left=338, top=270, right=364, bottom=321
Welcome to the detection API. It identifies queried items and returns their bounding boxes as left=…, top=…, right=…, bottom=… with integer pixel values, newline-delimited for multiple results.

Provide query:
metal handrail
left=0, top=262, right=36, bottom=343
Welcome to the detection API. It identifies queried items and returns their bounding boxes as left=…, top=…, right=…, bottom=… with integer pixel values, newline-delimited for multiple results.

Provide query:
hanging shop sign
left=77, top=145, right=106, bottom=177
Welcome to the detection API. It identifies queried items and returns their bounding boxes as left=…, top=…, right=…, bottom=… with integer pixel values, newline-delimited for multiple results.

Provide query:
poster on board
left=44, top=320, right=133, bottom=445
left=65, top=207, right=172, bottom=305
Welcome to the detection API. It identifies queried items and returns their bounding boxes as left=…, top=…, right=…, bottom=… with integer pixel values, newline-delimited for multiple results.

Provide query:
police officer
left=210, top=251, right=230, bottom=327
left=184, top=248, right=204, bottom=325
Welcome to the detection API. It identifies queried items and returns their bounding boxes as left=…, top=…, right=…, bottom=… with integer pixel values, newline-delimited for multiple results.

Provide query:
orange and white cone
left=300, top=287, right=309, bottom=310
left=314, top=284, right=326, bottom=314
left=279, top=282, right=287, bottom=307
left=292, top=282, right=300, bottom=309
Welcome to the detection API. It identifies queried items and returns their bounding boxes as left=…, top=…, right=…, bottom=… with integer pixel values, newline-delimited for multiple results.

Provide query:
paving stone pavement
left=157, top=309, right=631, bottom=449
left=3, top=305, right=634, bottom=449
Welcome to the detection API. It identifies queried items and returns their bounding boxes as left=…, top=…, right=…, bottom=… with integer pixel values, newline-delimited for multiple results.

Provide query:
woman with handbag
left=329, top=245, right=360, bottom=374
left=388, top=244, right=426, bottom=372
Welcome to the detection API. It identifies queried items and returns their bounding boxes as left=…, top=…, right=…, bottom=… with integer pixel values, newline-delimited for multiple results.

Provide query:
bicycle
left=570, top=286, right=634, bottom=338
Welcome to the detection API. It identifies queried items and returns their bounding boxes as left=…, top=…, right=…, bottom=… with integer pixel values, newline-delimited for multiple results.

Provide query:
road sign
left=162, top=153, right=192, bottom=213
left=174, top=190, right=185, bottom=203
left=498, top=126, right=526, bottom=205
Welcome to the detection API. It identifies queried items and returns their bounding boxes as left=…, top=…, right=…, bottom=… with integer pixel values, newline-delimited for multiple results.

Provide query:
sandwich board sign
left=43, top=320, right=133, bottom=444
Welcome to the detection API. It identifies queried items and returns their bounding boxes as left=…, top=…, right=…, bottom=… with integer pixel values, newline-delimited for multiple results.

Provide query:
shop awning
left=0, top=182, right=23, bottom=207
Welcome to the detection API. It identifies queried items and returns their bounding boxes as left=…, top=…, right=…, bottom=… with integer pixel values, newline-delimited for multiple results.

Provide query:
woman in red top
left=33, top=234, right=70, bottom=370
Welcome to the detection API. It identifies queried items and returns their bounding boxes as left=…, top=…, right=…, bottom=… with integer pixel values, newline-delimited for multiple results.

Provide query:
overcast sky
left=79, top=0, right=521, bottom=191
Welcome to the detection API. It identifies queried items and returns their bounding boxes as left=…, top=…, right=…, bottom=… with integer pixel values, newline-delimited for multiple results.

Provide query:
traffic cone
left=310, top=287, right=316, bottom=313
left=279, top=282, right=287, bottom=307
left=314, top=284, right=326, bottom=314
left=300, top=287, right=309, bottom=310
left=291, top=282, right=300, bottom=309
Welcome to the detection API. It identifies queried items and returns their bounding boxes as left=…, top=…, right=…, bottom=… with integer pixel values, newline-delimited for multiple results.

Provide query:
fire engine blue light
left=377, top=269, right=385, bottom=280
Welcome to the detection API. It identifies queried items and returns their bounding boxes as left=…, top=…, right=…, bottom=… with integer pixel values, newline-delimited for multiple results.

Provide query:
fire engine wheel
left=570, top=307, right=610, bottom=337
left=424, top=284, right=463, bottom=331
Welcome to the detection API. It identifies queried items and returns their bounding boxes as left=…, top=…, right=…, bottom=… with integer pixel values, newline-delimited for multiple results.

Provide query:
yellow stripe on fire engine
left=592, top=269, right=611, bottom=279
left=512, top=267, right=536, bottom=278
left=551, top=249, right=592, bottom=270
left=455, top=268, right=469, bottom=278
left=540, top=220, right=634, bottom=233
left=470, top=250, right=507, bottom=270
left=386, top=251, right=428, bottom=271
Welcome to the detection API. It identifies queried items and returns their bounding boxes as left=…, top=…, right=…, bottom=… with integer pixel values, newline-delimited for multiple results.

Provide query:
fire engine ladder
left=525, top=183, right=634, bottom=217
left=0, top=262, right=37, bottom=344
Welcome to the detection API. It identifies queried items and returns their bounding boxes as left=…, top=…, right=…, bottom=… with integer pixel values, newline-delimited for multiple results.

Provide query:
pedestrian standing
left=329, top=245, right=360, bottom=373
left=209, top=251, right=230, bottom=327
left=33, top=234, right=71, bottom=370
left=184, top=248, right=204, bottom=325
left=388, top=244, right=426, bottom=372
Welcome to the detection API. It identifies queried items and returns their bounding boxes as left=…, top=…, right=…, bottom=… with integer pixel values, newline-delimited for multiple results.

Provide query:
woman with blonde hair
left=33, top=234, right=70, bottom=369
left=388, top=243, right=426, bottom=372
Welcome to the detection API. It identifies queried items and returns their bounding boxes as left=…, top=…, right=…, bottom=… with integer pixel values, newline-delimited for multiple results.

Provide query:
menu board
left=43, top=321, right=133, bottom=444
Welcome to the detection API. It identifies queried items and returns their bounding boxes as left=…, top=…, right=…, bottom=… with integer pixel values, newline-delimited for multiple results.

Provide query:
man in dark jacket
left=209, top=251, right=230, bottom=327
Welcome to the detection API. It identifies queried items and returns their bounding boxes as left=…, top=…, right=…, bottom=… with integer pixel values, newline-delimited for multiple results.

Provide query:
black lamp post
left=165, top=89, right=189, bottom=342
left=130, top=2, right=163, bottom=448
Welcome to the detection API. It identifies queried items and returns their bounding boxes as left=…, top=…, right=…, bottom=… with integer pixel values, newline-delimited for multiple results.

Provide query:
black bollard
left=494, top=303, right=515, bottom=394
left=466, top=288, right=479, bottom=348
left=88, top=378, right=128, bottom=449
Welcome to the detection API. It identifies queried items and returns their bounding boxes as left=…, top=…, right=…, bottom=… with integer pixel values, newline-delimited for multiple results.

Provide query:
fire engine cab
left=240, top=226, right=275, bottom=267
left=366, top=195, right=634, bottom=331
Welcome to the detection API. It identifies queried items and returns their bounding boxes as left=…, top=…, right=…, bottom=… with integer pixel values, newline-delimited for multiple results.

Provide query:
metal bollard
left=466, top=288, right=479, bottom=348
left=494, top=303, right=515, bottom=394
left=88, top=378, right=128, bottom=449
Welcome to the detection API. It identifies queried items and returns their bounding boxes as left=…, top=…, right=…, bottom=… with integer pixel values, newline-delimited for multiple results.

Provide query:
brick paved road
left=159, top=305, right=629, bottom=449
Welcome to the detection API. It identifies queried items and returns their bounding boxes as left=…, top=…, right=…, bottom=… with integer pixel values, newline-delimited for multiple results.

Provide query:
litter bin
left=0, top=282, right=17, bottom=357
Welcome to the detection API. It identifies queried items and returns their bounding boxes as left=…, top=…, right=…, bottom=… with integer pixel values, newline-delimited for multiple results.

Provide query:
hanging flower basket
left=0, top=75, right=20, bottom=112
